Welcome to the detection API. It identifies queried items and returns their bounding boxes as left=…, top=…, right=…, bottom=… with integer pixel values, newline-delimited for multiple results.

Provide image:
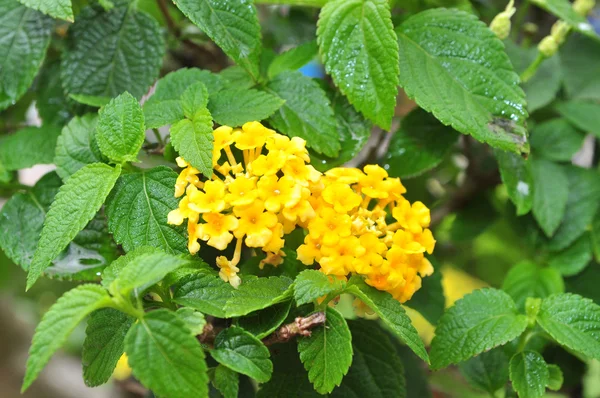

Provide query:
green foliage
left=208, top=88, right=285, bottom=127
left=459, top=348, right=509, bottom=395
left=173, top=270, right=235, bottom=317
left=556, top=100, right=600, bottom=138
left=267, top=40, right=317, bottom=79
left=502, top=262, right=564, bottom=310
left=530, top=0, right=598, bottom=39
left=560, top=34, right=600, bottom=101
left=293, top=269, right=346, bottom=305
left=529, top=119, right=584, bottom=162
left=531, top=158, right=569, bottom=237
left=237, top=301, right=292, bottom=339
left=509, top=350, right=549, bottom=398
left=17, top=0, right=72, bottom=21
left=0, top=126, right=61, bottom=170
left=175, top=308, right=206, bottom=335
left=212, top=365, right=239, bottom=398
left=54, top=115, right=105, bottom=180
left=496, top=150, right=533, bottom=216
left=225, top=276, right=293, bottom=317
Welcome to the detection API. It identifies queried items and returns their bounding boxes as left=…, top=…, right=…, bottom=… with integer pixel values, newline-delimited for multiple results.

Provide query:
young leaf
left=495, top=150, right=533, bottom=216
left=560, top=34, right=600, bottom=101
left=502, top=262, right=564, bottom=311
left=0, top=1, right=52, bottom=111
left=546, top=364, right=563, bottom=391
left=548, top=234, right=593, bottom=276
left=298, top=308, right=353, bottom=394
left=170, top=109, right=214, bottom=179
left=268, top=40, right=318, bottom=80
left=0, top=126, right=61, bottom=171
left=208, top=88, right=285, bottom=127
left=172, top=270, right=235, bottom=317
left=61, top=1, right=164, bottom=99
left=82, top=308, right=134, bottom=387
left=54, top=114, right=105, bottom=180
left=318, top=0, right=399, bottom=129
left=225, top=276, right=293, bottom=317
left=181, top=82, right=210, bottom=119
left=429, top=288, right=528, bottom=370
left=106, top=166, right=188, bottom=254
left=458, top=348, right=509, bottom=395
left=293, top=269, right=346, bottom=306
left=172, top=0, right=262, bottom=80
left=17, top=0, right=73, bottom=21
left=212, top=365, right=239, bottom=398
left=211, top=327, right=273, bottom=382
left=536, top=293, right=600, bottom=360
left=530, top=0, right=598, bottom=40
left=125, top=309, right=208, bottom=398
left=96, top=92, right=145, bottom=163
left=27, top=163, right=121, bottom=289
left=237, top=300, right=292, bottom=339
left=509, top=351, right=549, bottom=398
left=530, top=119, right=585, bottom=162
left=22, top=285, right=112, bottom=391
left=346, top=276, right=428, bottom=362
left=555, top=100, right=600, bottom=138
left=175, top=308, right=206, bottom=335
left=267, top=71, right=340, bottom=157
left=531, top=158, right=569, bottom=237
left=397, top=9, right=528, bottom=155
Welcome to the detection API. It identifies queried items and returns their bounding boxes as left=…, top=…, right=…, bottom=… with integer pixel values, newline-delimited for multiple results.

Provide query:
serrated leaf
left=298, top=308, right=352, bottom=394
left=502, top=262, right=564, bottom=311
left=531, top=158, right=569, bottom=237
left=172, top=0, right=261, bottom=80
left=560, top=34, right=600, bottom=101
left=181, top=82, right=209, bottom=120
left=170, top=109, right=214, bottom=179
left=530, top=118, right=585, bottom=162
left=406, top=260, right=445, bottom=325
left=546, top=364, right=563, bottom=390
left=267, top=71, right=340, bottom=157
left=549, top=234, right=593, bottom=276
left=0, top=126, right=61, bottom=171
left=22, top=285, right=112, bottom=391
left=101, top=246, right=161, bottom=288
left=237, top=300, right=292, bottom=339
left=54, top=114, right=105, bottom=180
left=225, top=276, right=293, bottom=317
left=346, top=276, right=428, bottom=362
left=96, top=92, right=145, bottom=163
left=458, top=348, right=509, bottom=395
left=318, top=0, right=398, bottom=129
left=509, top=351, right=549, bottom=398
left=82, top=308, right=134, bottom=387
left=530, top=0, right=598, bottom=40
left=294, top=270, right=346, bottom=306
left=495, top=150, right=533, bottom=216
left=330, top=319, right=406, bottom=398
left=397, top=9, right=528, bottom=154
left=0, top=1, right=52, bottom=111
left=211, top=327, right=272, bottom=382
left=208, top=88, right=285, bottom=127
left=106, top=166, right=188, bottom=254
left=61, top=1, right=164, bottom=99
left=555, top=100, right=600, bottom=138
left=536, top=293, right=600, bottom=360
left=268, top=40, right=318, bottom=80
left=26, top=163, right=121, bottom=289
left=125, top=309, right=208, bottom=398
left=176, top=308, right=206, bottom=335
left=172, top=270, right=235, bottom=317
left=17, top=0, right=73, bottom=21
left=212, top=365, right=239, bottom=398
left=382, top=107, right=459, bottom=178
left=429, top=288, right=528, bottom=370
left=69, top=94, right=111, bottom=107
left=220, top=66, right=255, bottom=90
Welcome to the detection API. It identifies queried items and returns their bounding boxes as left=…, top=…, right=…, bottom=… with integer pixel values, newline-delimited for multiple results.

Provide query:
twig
left=262, top=312, right=326, bottom=346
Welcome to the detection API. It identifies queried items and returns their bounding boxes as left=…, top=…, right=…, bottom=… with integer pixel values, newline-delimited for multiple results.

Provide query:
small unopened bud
left=573, top=0, right=595, bottom=16
left=538, top=36, right=558, bottom=57
left=550, top=21, right=571, bottom=45
left=490, top=0, right=516, bottom=40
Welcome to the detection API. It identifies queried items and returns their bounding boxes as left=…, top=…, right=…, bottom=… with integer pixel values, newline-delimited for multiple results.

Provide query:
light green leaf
left=530, top=119, right=585, bottom=162
left=22, top=285, right=112, bottom=391
left=458, top=348, right=509, bottom=395
left=294, top=270, right=346, bottom=306
left=382, top=108, right=459, bottom=178
left=560, top=34, right=600, bottom=101
left=531, top=158, right=569, bottom=237
left=208, top=88, right=285, bottom=127
left=61, top=1, right=164, bottom=99
left=225, top=276, right=293, bottom=317
left=220, top=66, right=255, bottom=90
left=17, top=0, right=72, bottom=21
left=237, top=301, right=292, bottom=339
left=509, top=351, right=549, bottom=398
left=0, top=126, right=61, bottom=171
left=556, top=100, right=600, bottom=138
left=0, top=1, right=52, bottom=111
left=530, top=0, right=598, bottom=40
left=318, top=0, right=399, bottom=129
left=27, top=163, right=121, bottom=289
left=96, top=92, right=145, bottom=163
left=101, top=246, right=161, bottom=288
left=172, top=0, right=261, bottom=80
left=267, top=71, right=340, bottom=157
left=495, top=150, right=533, bottom=216
left=125, top=309, right=208, bottom=398
left=502, top=261, right=564, bottom=311
left=170, top=109, right=214, bottom=179
left=406, top=261, right=445, bottom=325
left=106, top=166, right=187, bottom=254
left=268, top=40, right=318, bottom=79
left=172, top=270, right=235, bottom=317
left=549, top=234, right=593, bottom=276
left=69, top=94, right=111, bottom=108
left=298, top=308, right=352, bottom=394
left=546, top=364, right=563, bottom=391
left=347, top=276, right=428, bottom=362
left=397, top=8, right=528, bottom=155
left=54, top=114, right=105, bottom=181
left=181, top=82, right=209, bottom=119
left=211, top=327, right=272, bottom=382
left=175, top=308, right=206, bottom=335
left=429, top=288, right=528, bottom=370
left=82, top=308, right=134, bottom=387
left=212, top=365, right=239, bottom=398
left=536, top=293, right=600, bottom=360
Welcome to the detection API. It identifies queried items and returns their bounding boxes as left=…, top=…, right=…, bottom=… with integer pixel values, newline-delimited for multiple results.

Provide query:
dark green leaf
left=459, top=348, right=509, bottom=395
left=406, top=260, right=444, bottom=325
left=555, top=100, right=600, bottom=138
left=212, top=365, right=239, bottom=398
left=496, top=150, right=533, bottom=216
left=530, top=119, right=585, bottom=162
left=560, top=34, right=600, bottom=101
left=0, top=126, right=61, bottom=171
left=509, top=350, right=549, bottom=398
left=237, top=300, right=292, bottom=339
left=502, top=262, right=564, bottom=311
left=565, top=264, right=600, bottom=305
left=208, top=88, right=284, bottom=127
left=69, top=94, right=111, bottom=107
left=268, top=40, right=317, bottom=79
left=173, top=270, right=235, bottom=317
left=225, top=276, right=293, bottom=317
left=549, top=234, right=593, bottom=276
left=531, top=158, right=569, bottom=237
left=220, top=66, right=255, bottom=90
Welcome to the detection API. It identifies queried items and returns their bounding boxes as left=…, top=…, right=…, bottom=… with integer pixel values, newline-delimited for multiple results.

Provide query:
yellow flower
left=297, top=235, right=323, bottom=265
left=217, top=256, right=241, bottom=288
left=225, top=175, right=258, bottom=207
left=196, top=212, right=239, bottom=250
left=307, top=207, right=352, bottom=246
left=322, top=183, right=362, bottom=213
left=358, top=164, right=390, bottom=198
left=266, top=134, right=310, bottom=162
left=257, top=175, right=303, bottom=212
left=233, top=121, right=275, bottom=150
left=392, top=200, right=431, bottom=234
left=324, top=167, right=363, bottom=184
left=263, top=223, right=285, bottom=253
left=187, top=220, right=201, bottom=255
left=188, top=180, right=226, bottom=213
left=249, top=150, right=287, bottom=176
left=234, top=200, right=278, bottom=247
left=320, top=236, right=365, bottom=276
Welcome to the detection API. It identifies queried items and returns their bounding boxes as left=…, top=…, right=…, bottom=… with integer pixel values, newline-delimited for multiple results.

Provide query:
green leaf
left=212, top=365, right=239, bottom=398
left=294, top=270, right=346, bottom=306
left=96, top=92, right=145, bottom=163
left=592, top=211, right=600, bottom=263
left=82, top=308, right=134, bottom=387
left=220, top=66, right=256, bottom=90
left=26, top=163, right=121, bottom=289
left=393, top=340, right=431, bottom=398
left=330, top=319, right=406, bottom=398
left=0, top=1, right=52, bottom=111
left=566, top=263, right=600, bottom=306
left=211, top=327, right=272, bottom=382
left=495, top=150, right=533, bottom=216
left=560, top=34, right=600, bottom=101
left=530, top=119, right=585, bottom=162
left=346, top=276, right=428, bottom=362
left=546, top=364, right=563, bottom=391
left=458, top=348, right=509, bottom=395
left=237, top=300, right=292, bottom=339
left=208, top=88, right=285, bottom=127
left=106, top=166, right=188, bottom=254
left=170, top=109, right=214, bottom=179
left=531, top=158, right=569, bottom=237
left=509, top=351, right=549, bottom=398
left=530, top=0, right=598, bottom=40
left=429, top=288, right=528, bottom=370
left=298, top=308, right=352, bottom=394
left=17, top=0, right=73, bottom=21
left=54, top=115, right=105, bottom=180
left=548, top=234, right=593, bottom=276
left=536, top=293, right=600, bottom=360
left=267, top=71, right=340, bottom=157
left=318, top=0, right=399, bottom=129
left=101, top=246, right=161, bottom=288
left=125, top=309, right=208, bottom=398
left=502, top=262, right=564, bottom=311
left=175, top=308, right=206, bottom=335
left=382, top=108, right=459, bottom=178
left=268, top=40, right=318, bottom=80
left=405, top=261, right=445, bottom=325
left=225, top=276, right=293, bottom=317
left=181, top=82, right=209, bottom=119
left=0, top=126, right=61, bottom=171
left=61, top=1, right=164, bottom=99
left=397, top=9, right=528, bottom=155
left=556, top=100, right=600, bottom=138
left=172, top=0, right=261, bottom=80
left=172, top=270, right=235, bottom=317
left=69, top=94, right=111, bottom=107
left=22, top=285, right=112, bottom=391
left=35, top=61, right=72, bottom=126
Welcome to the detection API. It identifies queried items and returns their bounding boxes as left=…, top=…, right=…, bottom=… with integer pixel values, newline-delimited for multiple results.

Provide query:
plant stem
left=152, top=128, right=165, bottom=147
left=520, top=52, right=544, bottom=83
left=516, top=329, right=535, bottom=352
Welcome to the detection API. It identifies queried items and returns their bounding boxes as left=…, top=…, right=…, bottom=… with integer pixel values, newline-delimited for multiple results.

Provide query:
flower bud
left=573, top=0, right=595, bottom=16
left=490, top=0, right=516, bottom=39
left=538, top=36, right=558, bottom=57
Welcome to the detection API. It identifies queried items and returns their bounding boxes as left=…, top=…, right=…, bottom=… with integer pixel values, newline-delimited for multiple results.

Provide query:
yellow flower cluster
left=296, top=165, right=435, bottom=303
